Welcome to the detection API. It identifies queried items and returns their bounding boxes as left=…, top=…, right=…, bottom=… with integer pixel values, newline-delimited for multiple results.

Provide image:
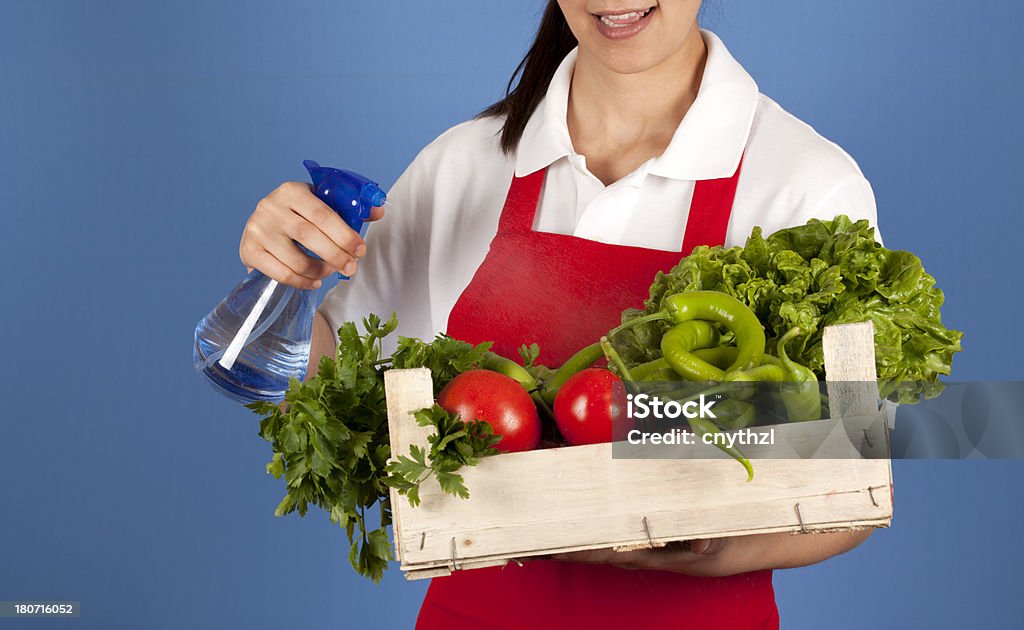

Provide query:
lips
left=592, top=6, right=656, bottom=40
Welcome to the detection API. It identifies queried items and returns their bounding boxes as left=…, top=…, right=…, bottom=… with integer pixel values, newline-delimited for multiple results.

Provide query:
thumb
left=688, top=538, right=715, bottom=555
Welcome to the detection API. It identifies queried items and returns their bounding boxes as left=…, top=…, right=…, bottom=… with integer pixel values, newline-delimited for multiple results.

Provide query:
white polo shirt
left=320, top=30, right=877, bottom=347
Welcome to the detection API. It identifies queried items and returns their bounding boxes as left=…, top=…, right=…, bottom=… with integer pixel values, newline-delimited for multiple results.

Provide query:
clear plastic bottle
left=193, top=161, right=386, bottom=404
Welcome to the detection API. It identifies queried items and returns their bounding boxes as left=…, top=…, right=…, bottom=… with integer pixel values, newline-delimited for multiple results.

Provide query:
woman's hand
left=550, top=530, right=872, bottom=577
left=239, top=181, right=385, bottom=289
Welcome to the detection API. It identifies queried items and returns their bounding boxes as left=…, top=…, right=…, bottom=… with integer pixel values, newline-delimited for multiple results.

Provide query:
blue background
left=1, top=1, right=1021, bottom=628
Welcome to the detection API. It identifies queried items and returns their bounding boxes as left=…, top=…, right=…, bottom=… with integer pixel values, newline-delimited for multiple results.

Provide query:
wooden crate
left=384, top=322, right=893, bottom=580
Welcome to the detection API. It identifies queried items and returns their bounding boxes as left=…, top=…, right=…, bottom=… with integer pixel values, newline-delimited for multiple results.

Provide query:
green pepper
left=612, top=292, right=766, bottom=380
left=480, top=351, right=559, bottom=421
left=715, top=329, right=820, bottom=422
left=661, top=320, right=725, bottom=381
left=629, top=358, right=682, bottom=382
left=691, top=346, right=782, bottom=401
left=774, top=327, right=821, bottom=422
left=662, top=292, right=765, bottom=372
left=722, top=363, right=786, bottom=400
left=695, top=347, right=782, bottom=371
left=600, top=336, right=633, bottom=381
left=481, top=351, right=538, bottom=391
left=723, top=364, right=787, bottom=383
left=628, top=347, right=746, bottom=384
left=713, top=398, right=757, bottom=430
left=538, top=342, right=604, bottom=405
left=688, top=416, right=754, bottom=481
left=630, top=346, right=777, bottom=382
left=656, top=383, right=755, bottom=479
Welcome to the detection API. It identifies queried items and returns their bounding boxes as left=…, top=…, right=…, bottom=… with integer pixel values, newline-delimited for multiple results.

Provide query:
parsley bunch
left=386, top=405, right=501, bottom=507
left=249, top=313, right=499, bottom=582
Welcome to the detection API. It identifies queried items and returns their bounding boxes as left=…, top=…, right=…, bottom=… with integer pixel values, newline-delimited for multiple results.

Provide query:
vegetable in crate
left=250, top=314, right=503, bottom=582
left=611, top=291, right=766, bottom=381
left=722, top=327, right=821, bottom=421
left=552, top=368, right=631, bottom=445
left=437, top=370, right=541, bottom=452
left=539, top=342, right=605, bottom=405
left=613, top=215, right=963, bottom=403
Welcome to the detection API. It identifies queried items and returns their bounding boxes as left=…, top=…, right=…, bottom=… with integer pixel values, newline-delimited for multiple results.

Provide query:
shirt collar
left=514, top=30, right=759, bottom=181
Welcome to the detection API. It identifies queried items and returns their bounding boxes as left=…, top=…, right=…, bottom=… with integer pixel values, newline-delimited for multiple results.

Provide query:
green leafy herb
left=386, top=405, right=501, bottom=507
left=518, top=343, right=541, bottom=368
left=248, top=314, right=499, bottom=581
left=391, top=335, right=492, bottom=395
left=614, top=215, right=963, bottom=402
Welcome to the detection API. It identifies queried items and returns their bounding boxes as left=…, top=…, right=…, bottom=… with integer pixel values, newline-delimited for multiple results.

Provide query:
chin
left=587, top=46, right=674, bottom=75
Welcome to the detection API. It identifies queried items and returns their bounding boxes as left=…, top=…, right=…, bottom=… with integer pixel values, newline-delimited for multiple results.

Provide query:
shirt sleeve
left=317, top=148, right=436, bottom=352
left=804, top=173, right=883, bottom=243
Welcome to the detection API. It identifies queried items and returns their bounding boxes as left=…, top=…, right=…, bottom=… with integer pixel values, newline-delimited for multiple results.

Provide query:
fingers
left=241, top=214, right=331, bottom=288
left=264, top=232, right=336, bottom=280
left=549, top=549, right=614, bottom=564
left=550, top=548, right=651, bottom=567
left=368, top=205, right=385, bottom=221
left=687, top=538, right=716, bottom=555
left=551, top=548, right=657, bottom=571
left=243, top=248, right=323, bottom=290
left=282, top=212, right=359, bottom=275
left=285, top=184, right=367, bottom=259
left=550, top=539, right=723, bottom=572
left=240, top=181, right=377, bottom=288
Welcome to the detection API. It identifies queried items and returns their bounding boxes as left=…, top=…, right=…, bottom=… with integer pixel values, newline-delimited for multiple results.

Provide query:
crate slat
left=383, top=368, right=435, bottom=564
left=823, top=322, right=880, bottom=418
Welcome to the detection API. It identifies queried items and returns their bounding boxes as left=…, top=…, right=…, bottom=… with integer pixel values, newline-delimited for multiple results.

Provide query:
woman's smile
left=592, top=5, right=657, bottom=39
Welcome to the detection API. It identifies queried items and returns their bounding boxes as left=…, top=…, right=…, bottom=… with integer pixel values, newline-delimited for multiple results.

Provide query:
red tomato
left=437, top=370, right=541, bottom=452
left=553, top=368, right=632, bottom=445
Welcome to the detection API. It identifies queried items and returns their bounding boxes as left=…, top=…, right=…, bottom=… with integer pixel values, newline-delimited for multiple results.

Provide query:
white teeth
left=598, top=8, right=651, bottom=27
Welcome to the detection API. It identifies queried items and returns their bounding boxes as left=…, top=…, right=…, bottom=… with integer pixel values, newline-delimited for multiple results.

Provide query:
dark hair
left=479, top=1, right=577, bottom=154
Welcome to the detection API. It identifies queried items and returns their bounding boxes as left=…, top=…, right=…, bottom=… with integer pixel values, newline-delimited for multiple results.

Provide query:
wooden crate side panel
left=398, top=413, right=888, bottom=529
left=400, top=467, right=891, bottom=578
left=397, top=447, right=891, bottom=567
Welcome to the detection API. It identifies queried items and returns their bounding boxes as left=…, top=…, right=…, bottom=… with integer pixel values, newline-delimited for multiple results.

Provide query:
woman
left=240, top=1, right=876, bottom=627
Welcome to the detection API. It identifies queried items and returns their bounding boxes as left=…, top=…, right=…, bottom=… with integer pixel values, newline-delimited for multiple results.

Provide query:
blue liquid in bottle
left=193, top=161, right=386, bottom=404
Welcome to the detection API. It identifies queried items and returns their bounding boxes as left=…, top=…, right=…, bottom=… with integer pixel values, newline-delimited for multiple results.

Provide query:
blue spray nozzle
left=362, top=183, right=387, bottom=210
left=302, top=160, right=386, bottom=278
left=303, top=159, right=387, bottom=218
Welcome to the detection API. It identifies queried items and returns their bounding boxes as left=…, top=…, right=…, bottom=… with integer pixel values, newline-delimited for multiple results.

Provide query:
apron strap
left=495, top=169, right=547, bottom=234
left=681, top=155, right=744, bottom=255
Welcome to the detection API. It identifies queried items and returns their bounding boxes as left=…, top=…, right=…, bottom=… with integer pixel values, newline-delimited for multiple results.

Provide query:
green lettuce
left=613, top=215, right=962, bottom=403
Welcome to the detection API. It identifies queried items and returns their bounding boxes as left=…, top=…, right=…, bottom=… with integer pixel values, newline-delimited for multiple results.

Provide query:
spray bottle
left=193, top=160, right=386, bottom=403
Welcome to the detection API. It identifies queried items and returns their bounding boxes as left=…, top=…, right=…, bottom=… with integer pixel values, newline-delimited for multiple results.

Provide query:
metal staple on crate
left=867, top=485, right=879, bottom=507
left=863, top=428, right=874, bottom=449
left=419, top=532, right=426, bottom=550
left=794, top=503, right=807, bottom=533
left=642, top=516, right=654, bottom=548
left=449, top=537, right=459, bottom=571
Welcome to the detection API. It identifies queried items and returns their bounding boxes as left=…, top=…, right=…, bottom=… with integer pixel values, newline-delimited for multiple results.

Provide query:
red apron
left=420, top=160, right=779, bottom=629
